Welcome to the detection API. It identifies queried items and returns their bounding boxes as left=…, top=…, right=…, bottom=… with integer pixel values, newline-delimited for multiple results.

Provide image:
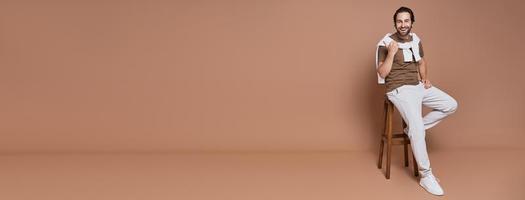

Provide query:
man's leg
left=386, top=85, right=432, bottom=177
left=422, top=86, right=458, bottom=130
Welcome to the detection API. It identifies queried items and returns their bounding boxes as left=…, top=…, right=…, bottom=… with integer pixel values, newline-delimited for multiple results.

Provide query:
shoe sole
left=419, top=182, right=444, bottom=196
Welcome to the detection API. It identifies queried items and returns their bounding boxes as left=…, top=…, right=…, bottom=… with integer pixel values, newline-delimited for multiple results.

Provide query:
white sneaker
left=419, top=174, right=444, bottom=196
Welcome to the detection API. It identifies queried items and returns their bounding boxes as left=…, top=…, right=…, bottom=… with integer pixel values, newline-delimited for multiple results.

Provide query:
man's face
left=395, top=12, right=412, bottom=36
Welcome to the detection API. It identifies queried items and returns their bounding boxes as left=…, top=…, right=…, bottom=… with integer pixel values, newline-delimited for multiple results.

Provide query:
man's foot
left=419, top=173, right=444, bottom=196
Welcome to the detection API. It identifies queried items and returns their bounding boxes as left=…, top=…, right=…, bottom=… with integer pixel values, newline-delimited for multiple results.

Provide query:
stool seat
left=377, top=96, right=419, bottom=179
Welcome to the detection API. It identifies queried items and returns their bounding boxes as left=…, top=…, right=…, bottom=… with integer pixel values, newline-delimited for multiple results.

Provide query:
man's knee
left=445, top=98, right=458, bottom=114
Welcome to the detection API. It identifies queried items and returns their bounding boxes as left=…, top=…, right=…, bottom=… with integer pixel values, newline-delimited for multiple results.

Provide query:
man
left=376, top=7, right=458, bottom=196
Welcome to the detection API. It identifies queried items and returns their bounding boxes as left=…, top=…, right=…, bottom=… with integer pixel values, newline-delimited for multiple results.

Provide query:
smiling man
left=375, top=7, right=458, bottom=196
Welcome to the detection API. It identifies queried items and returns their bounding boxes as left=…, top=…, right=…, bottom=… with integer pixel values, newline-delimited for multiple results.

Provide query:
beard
left=396, top=26, right=412, bottom=36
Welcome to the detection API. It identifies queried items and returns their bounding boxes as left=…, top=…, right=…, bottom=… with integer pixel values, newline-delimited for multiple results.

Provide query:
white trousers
left=386, top=82, right=458, bottom=177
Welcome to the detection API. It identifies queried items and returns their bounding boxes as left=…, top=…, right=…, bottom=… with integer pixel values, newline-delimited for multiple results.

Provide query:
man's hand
left=422, top=79, right=432, bottom=89
left=386, top=40, right=398, bottom=56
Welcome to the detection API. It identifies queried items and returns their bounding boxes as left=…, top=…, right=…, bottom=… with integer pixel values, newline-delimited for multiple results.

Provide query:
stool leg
left=377, top=101, right=388, bottom=169
left=403, top=139, right=409, bottom=167
left=377, top=140, right=384, bottom=169
left=385, top=102, right=393, bottom=179
left=386, top=140, right=392, bottom=179
left=402, top=120, right=409, bottom=167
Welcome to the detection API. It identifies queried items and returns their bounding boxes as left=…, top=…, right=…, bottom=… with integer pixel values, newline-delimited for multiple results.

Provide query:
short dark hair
left=393, top=7, right=415, bottom=24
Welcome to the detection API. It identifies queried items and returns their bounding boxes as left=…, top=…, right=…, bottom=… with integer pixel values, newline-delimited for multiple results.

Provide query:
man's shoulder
left=411, top=33, right=421, bottom=41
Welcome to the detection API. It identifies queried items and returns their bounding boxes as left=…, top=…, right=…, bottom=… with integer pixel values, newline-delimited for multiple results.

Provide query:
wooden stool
left=377, top=96, right=419, bottom=179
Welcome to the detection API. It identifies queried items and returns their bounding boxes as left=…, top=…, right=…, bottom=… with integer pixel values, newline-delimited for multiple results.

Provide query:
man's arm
left=377, top=58, right=393, bottom=79
left=418, top=58, right=432, bottom=88
left=377, top=41, right=398, bottom=78
left=418, top=57, right=427, bottom=80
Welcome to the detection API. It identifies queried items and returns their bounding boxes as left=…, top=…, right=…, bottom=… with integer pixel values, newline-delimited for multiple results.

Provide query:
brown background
left=1, top=0, right=524, bottom=153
